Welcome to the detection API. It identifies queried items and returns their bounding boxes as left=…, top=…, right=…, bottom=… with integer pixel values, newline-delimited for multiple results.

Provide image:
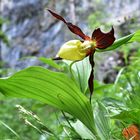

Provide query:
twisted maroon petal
left=48, top=9, right=90, bottom=40
left=92, top=27, right=115, bottom=49
left=48, top=9, right=67, bottom=23
left=88, top=53, right=95, bottom=103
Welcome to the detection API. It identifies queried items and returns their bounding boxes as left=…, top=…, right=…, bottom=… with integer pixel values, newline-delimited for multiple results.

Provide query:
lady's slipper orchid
left=48, top=9, right=115, bottom=61
left=48, top=9, right=115, bottom=102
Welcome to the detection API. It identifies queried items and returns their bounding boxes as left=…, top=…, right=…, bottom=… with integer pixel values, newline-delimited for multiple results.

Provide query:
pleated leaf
left=0, top=66, right=96, bottom=135
left=38, top=57, right=62, bottom=70
left=65, top=57, right=91, bottom=94
left=71, top=120, right=96, bottom=139
left=111, top=109, right=140, bottom=124
left=94, top=102, right=111, bottom=140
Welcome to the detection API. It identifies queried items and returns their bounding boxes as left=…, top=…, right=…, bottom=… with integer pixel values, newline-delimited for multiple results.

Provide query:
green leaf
left=129, top=30, right=140, bottom=42
left=94, top=81, right=113, bottom=95
left=38, top=57, right=62, bottom=70
left=94, top=102, right=111, bottom=140
left=0, top=120, right=20, bottom=138
left=65, top=57, right=91, bottom=93
left=0, top=92, right=6, bottom=100
left=111, top=109, right=140, bottom=124
left=0, top=31, right=9, bottom=46
left=96, top=30, right=140, bottom=52
left=71, top=120, right=96, bottom=139
left=0, top=66, right=96, bottom=135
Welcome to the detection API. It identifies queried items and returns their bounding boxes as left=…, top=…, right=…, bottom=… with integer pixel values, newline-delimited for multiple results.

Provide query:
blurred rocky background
left=0, top=0, right=140, bottom=81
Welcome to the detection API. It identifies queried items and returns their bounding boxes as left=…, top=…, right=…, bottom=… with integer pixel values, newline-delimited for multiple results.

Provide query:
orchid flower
left=48, top=9, right=115, bottom=102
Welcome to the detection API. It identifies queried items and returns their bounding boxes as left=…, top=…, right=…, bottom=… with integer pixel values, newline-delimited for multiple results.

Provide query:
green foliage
left=111, top=109, right=140, bottom=124
left=65, top=57, right=91, bottom=94
left=0, top=66, right=96, bottom=136
left=0, top=17, right=9, bottom=46
left=88, top=11, right=104, bottom=29
left=129, top=30, right=140, bottom=42
left=71, top=120, right=95, bottom=139
left=0, top=98, right=50, bottom=139
left=87, top=2, right=112, bottom=31
left=94, top=102, right=111, bottom=140
left=39, top=57, right=62, bottom=70
left=100, top=46, right=140, bottom=139
left=0, top=120, right=20, bottom=138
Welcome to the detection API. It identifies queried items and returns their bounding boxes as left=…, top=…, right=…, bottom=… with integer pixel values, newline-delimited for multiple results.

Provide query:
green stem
left=69, top=60, right=77, bottom=78
left=69, top=60, right=81, bottom=89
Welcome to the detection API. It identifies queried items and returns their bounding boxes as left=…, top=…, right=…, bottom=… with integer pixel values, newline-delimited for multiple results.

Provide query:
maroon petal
left=92, top=27, right=115, bottom=49
left=88, top=53, right=95, bottom=103
left=48, top=9, right=90, bottom=40
left=48, top=9, right=67, bottom=23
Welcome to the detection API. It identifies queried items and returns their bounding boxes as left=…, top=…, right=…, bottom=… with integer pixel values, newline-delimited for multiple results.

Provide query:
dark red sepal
left=88, top=52, right=95, bottom=103
left=92, top=27, right=115, bottom=49
left=48, top=9, right=90, bottom=40
left=48, top=9, right=67, bottom=23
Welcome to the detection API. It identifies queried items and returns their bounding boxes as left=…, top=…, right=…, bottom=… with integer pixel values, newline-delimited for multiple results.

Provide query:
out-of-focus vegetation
left=0, top=18, right=9, bottom=46
left=0, top=0, right=140, bottom=139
